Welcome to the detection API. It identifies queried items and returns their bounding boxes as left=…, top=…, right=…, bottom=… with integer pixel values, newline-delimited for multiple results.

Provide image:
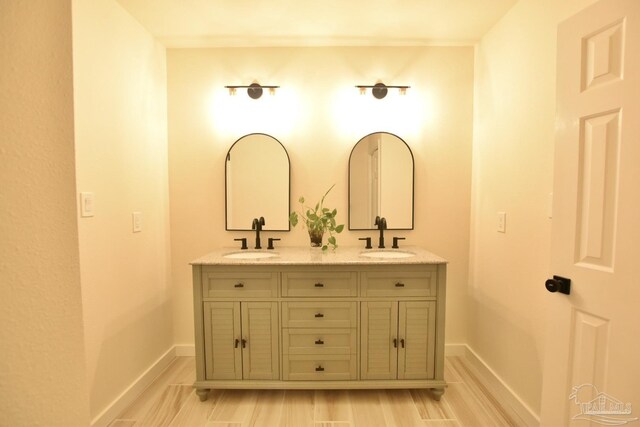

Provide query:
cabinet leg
left=195, top=388, right=210, bottom=402
left=430, top=387, right=445, bottom=401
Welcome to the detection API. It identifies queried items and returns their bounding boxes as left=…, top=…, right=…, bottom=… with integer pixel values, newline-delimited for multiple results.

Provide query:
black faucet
left=251, top=217, right=265, bottom=249
left=374, top=216, right=387, bottom=248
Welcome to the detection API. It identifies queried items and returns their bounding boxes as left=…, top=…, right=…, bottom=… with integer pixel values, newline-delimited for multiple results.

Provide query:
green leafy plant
left=289, top=184, right=344, bottom=251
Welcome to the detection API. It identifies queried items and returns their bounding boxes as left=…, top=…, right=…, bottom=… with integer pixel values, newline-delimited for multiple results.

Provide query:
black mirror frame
left=347, top=131, right=415, bottom=231
left=224, top=132, right=291, bottom=231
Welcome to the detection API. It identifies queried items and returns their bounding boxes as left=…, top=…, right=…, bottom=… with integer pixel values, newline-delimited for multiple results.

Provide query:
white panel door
left=540, top=0, right=640, bottom=425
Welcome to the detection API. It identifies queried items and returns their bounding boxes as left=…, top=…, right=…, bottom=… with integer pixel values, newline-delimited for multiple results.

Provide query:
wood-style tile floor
left=108, top=356, right=525, bottom=427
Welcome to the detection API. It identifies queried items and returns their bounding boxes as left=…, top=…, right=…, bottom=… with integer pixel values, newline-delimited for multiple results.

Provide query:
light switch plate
left=497, top=211, right=506, bottom=233
left=80, top=192, right=94, bottom=217
left=132, top=212, right=142, bottom=233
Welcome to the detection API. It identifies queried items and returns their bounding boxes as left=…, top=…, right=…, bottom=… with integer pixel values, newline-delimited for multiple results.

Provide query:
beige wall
left=0, top=1, right=90, bottom=426
left=72, top=0, right=171, bottom=420
left=470, top=0, right=599, bottom=416
left=168, top=46, right=474, bottom=347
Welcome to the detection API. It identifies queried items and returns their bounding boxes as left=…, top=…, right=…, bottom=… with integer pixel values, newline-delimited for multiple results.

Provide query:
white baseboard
left=461, top=345, right=540, bottom=427
left=90, top=346, right=178, bottom=427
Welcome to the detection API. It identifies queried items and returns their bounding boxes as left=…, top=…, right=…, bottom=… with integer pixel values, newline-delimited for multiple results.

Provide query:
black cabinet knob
left=545, top=275, right=571, bottom=295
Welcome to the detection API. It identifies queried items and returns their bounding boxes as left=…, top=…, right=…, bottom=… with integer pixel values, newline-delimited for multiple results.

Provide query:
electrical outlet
left=80, top=192, right=94, bottom=217
left=497, top=212, right=506, bottom=233
left=132, top=212, right=142, bottom=233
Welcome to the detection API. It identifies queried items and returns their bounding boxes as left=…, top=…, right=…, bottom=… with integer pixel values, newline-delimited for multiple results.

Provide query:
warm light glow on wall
left=332, top=84, right=437, bottom=141
left=208, top=85, right=302, bottom=139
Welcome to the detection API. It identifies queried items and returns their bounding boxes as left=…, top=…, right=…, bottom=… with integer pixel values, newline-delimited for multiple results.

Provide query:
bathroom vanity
left=190, top=246, right=447, bottom=400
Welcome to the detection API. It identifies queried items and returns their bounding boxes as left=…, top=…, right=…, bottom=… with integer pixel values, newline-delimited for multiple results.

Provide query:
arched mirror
left=225, top=133, right=290, bottom=230
left=349, top=132, right=414, bottom=230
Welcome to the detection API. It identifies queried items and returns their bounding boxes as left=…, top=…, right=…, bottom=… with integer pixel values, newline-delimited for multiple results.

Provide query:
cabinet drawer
left=202, top=271, right=277, bottom=298
left=283, top=354, right=356, bottom=380
left=361, top=270, right=436, bottom=297
left=282, top=302, right=357, bottom=328
left=282, top=272, right=357, bottom=297
left=283, top=328, right=356, bottom=355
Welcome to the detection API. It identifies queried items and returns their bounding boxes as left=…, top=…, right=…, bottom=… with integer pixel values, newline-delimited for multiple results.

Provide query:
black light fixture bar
left=225, top=82, right=280, bottom=99
left=355, top=85, right=411, bottom=90
left=356, top=82, right=410, bottom=99
left=224, top=85, right=280, bottom=90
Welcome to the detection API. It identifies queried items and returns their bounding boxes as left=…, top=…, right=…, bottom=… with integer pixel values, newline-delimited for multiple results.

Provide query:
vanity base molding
left=194, top=380, right=447, bottom=401
left=191, top=248, right=447, bottom=404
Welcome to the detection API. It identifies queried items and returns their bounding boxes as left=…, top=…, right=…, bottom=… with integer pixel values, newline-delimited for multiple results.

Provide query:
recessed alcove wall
left=167, top=46, right=475, bottom=351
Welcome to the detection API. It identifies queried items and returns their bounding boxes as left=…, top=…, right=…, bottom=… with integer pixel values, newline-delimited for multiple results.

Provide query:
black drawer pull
left=395, top=282, right=405, bottom=287
left=393, top=338, right=398, bottom=348
left=314, top=313, right=324, bottom=318
left=234, top=283, right=244, bottom=288
left=315, top=339, right=324, bottom=345
left=400, top=338, right=405, bottom=348
left=315, top=366, right=325, bottom=372
left=314, top=283, right=324, bottom=287
left=241, top=339, right=247, bottom=348
left=234, top=339, right=240, bottom=348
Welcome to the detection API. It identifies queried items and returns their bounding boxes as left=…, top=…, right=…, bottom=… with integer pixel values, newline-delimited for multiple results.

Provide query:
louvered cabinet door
left=360, top=301, right=398, bottom=380
left=398, top=301, right=436, bottom=380
left=241, top=302, right=280, bottom=380
left=203, top=301, right=242, bottom=380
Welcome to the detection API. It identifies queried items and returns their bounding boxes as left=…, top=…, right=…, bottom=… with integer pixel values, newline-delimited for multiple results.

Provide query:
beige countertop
left=190, top=246, right=447, bottom=266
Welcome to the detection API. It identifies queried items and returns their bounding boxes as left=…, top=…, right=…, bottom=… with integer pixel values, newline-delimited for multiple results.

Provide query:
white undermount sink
left=359, top=250, right=416, bottom=259
left=223, top=251, right=278, bottom=260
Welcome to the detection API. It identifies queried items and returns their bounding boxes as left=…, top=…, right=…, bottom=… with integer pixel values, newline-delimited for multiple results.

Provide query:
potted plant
left=289, top=184, right=344, bottom=251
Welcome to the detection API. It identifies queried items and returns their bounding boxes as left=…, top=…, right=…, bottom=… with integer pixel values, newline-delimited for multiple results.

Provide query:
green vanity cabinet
left=202, top=301, right=279, bottom=381
left=191, top=247, right=447, bottom=402
left=361, top=301, right=436, bottom=380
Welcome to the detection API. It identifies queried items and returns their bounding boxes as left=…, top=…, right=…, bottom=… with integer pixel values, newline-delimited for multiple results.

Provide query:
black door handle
left=545, top=275, right=571, bottom=295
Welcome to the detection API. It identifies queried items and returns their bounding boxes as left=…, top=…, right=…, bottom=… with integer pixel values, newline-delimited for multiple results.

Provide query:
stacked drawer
left=281, top=271, right=358, bottom=380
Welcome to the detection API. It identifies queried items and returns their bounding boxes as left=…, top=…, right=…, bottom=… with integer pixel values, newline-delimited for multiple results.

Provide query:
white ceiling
left=116, top=0, right=517, bottom=47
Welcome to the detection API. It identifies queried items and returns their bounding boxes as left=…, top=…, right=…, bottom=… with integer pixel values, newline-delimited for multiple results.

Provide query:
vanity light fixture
left=355, top=82, right=410, bottom=99
left=225, top=82, right=280, bottom=99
